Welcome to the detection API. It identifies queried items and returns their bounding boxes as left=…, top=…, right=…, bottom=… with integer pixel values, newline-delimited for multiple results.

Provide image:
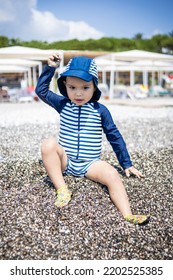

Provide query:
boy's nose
left=75, top=89, right=82, bottom=96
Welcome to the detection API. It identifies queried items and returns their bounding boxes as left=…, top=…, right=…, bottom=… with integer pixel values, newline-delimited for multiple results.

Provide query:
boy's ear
left=63, top=80, right=66, bottom=85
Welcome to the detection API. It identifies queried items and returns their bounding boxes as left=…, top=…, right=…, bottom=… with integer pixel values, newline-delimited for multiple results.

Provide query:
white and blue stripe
left=88, top=59, right=98, bottom=80
left=59, top=102, right=102, bottom=161
left=63, top=158, right=99, bottom=177
left=64, top=58, right=98, bottom=82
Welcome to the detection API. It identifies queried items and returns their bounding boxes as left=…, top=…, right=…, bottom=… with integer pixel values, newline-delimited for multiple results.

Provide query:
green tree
left=22, top=40, right=49, bottom=49
left=86, top=38, right=112, bottom=51
left=9, top=38, right=22, bottom=46
left=1, top=33, right=173, bottom=53
left=162, top=37, right=173, bottom=53
left=0, top=36, right=9, bottom=47
left=133, top=33, right=143, bottom=40
left=151, top=34, right=168, bottom=52
left=117, top=38, right=136, bottom=51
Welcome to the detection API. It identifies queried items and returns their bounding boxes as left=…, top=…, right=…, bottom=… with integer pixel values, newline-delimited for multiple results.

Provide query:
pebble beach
left=0, top=98, right=173, bottom=260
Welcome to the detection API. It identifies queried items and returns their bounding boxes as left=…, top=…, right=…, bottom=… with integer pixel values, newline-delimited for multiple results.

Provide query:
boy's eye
left=67, top=85, right=90, bottom=90
left=68, top=85, right=75, bottom=90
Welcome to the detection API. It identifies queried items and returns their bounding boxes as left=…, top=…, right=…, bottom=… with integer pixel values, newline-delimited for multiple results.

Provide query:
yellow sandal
left=54, top=186, right=72, bottom=208
left=124, top=214, right=150, bottom=225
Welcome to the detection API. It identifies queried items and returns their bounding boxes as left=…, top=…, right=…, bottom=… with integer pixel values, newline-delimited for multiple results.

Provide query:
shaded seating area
left=0, top=47, right=173, bottom=101
left=94, top=50, right=173, bottom=99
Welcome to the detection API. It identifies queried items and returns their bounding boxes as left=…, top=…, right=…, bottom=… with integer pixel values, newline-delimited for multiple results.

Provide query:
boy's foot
left=124, top=214, right=150, bottom=225
left=54, top=186, right=72, bottom=208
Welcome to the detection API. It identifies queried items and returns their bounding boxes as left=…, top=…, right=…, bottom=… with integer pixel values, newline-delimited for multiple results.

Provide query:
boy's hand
left=48, top=54, right=61, bottom=68
left=125, top=166, right=144, bottom=179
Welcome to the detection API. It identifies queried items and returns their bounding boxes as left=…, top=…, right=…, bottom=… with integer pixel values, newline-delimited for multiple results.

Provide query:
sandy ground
left=0, top=98, right=173, bottom=260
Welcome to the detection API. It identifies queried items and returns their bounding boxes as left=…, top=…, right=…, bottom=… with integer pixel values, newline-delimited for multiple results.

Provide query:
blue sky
left=0, top=0, right=172, bottom=42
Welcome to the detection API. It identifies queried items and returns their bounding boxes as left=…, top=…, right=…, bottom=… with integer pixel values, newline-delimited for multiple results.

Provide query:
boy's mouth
left=75, top=99, right=84, bottom=103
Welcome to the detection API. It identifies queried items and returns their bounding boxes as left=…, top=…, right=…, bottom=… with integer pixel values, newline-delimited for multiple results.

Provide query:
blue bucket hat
left=58, top=56, right=101, bottom=101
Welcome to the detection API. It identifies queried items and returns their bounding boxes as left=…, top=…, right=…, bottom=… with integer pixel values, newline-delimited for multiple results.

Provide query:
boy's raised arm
left=35, top=54, right=65, bottom=112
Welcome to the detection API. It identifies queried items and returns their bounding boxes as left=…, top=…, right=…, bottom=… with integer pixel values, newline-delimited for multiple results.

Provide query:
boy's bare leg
left=41, top=138, right=67, bottom=190
left=86, top=160, right=132, bottom=217
left=41, top=138, right=72, bottom=208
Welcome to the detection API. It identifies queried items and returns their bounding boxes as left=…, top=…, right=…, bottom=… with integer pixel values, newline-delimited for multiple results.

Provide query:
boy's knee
left=107, top=168, right=119, bottom=181
left=41, top=138, right=57, bottom=154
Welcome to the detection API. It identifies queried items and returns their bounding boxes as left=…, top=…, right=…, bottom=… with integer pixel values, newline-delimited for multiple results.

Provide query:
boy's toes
left=54, top=186, right=72, bottom=208
left=124, top=214, right=150, bottom=225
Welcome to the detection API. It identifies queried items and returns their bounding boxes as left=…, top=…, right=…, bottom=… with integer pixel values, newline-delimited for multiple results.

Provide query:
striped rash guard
left=59, top=102, right=102, bottom=161
left=35, top=65, right=132, bottom=170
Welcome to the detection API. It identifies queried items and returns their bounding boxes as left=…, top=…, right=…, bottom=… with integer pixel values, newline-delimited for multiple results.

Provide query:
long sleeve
left=97, top=103, right=132, bottom=169
left=35, top=65, right=66, bottom=113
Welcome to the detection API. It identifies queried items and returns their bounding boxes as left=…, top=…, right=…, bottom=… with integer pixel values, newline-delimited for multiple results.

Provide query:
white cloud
left=0, top=0, right=104, bottom=41
left=28, top=9, right=69, bottom=41
left=68, top=20, right=103, bottom=40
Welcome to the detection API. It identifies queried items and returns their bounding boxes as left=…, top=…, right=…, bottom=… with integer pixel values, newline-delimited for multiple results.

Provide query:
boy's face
left=64, top=76, right=96, bottom=106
